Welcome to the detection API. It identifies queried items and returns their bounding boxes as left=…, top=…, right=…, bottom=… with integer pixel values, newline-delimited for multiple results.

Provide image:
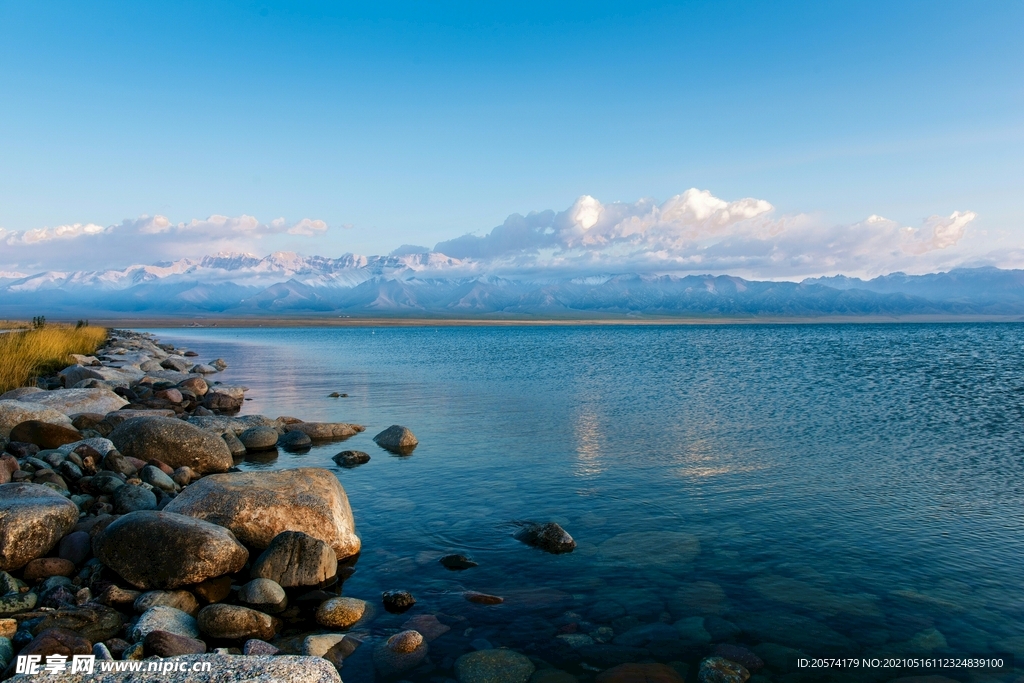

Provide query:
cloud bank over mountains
left=0, top=188, right=989, bottom=280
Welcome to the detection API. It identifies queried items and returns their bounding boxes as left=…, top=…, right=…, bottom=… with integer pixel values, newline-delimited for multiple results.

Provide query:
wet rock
left=164, top=467, right=361, bottom=560
left=0, top=589, right=37, bottom=616
left=332, top=450, right=369, bottom=467
left=303, top=633, right=346, bottom=657
left=239, top=426, right=279, bottom=451
left=382, top=589, right=416, bottom=613
left=92, top=510, right=249, bottom=589
left=203, top=391, right=243, bottom=412
left=113, top=483, right=158, bottom=514
left=134, top=590, right=200, bottom=616
left=555, top=634, right=593, bottom=648
left=440, top=554, right=478, bottom=570
left=221, top=431, right=247, bottom=458
left=197, top=604, right=279, bottom=641
left=145, top=629, right=207, bottom=657
left=596, top=663, right=686, bottom=683
left=697, top=656, right=749, bottom=683
left=0, top=400, right=74, bottom=438
left=211, top=359, right=228, bottom=371
left=109, top=416, right=233, bottom=474
left=161, top=357, right=191, bottom=372
left=402, top=614, right=451, bottom=642
left=23, top=557, right=76, bottom=582
left=316, top=597, right=367, bottom=629
left=128, top=606, right=199, bottom=642
left=455, top=648, right=535, bottom=683
left=0, top=482, right=79, bottom=571
left=286, top=422, right=361, bottom=440
left=713, top=644, right=763, bottom=673
left=191, top=364, right=218, bottom=374
left=250, top=531, right=338, bottom=588
left=140, top=465, right=177, bottom=492
left=238, top=578, right=288, bottom=614
left=171, top=466, right=195, bottom=487
left=373, top=424, right=418, bottom=453
left=514, top=522, right=576, bottom=554
left=465, top=591, right=504, bottom=605
left=10, top=628, right=90, bottom=669
left=29, top=605, right=123, bottom=642
left=9, top=420, right=82, bottom=449
left=20, top=388, right=129, bottom=416
left=277, top=430, right=312, bottom=452
left=673, top=616, right=712, bottom=645
left=374, top=630, right=428, bottom=675
left=88, top=471, right=125, bottom=494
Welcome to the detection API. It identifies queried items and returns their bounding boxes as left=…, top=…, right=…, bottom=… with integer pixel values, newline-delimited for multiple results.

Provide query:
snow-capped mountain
left=2, top=252, right=1024, bottom=318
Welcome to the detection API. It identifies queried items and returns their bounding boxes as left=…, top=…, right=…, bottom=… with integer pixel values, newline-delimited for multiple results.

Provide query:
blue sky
left=1, top=1, right=1022, bottom=277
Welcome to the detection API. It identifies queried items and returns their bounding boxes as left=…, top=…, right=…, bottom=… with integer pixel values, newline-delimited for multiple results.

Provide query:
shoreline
left=55, top=314, right=1024, bottom=329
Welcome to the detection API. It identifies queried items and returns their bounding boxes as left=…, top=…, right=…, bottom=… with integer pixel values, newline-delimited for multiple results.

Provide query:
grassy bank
left=0, top=325, right=108, bottom=393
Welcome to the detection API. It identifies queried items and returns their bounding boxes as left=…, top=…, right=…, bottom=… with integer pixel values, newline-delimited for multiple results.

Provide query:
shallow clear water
left=147, top=324, right=1024, bottom=681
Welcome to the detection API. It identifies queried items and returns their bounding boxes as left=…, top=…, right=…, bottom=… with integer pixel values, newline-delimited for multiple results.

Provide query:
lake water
left=147, top=324, right=1024, bottom=682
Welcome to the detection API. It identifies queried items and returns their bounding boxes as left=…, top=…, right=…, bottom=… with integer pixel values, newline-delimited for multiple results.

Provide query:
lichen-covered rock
left=315, top=597, right=367, bottom=629
left=164, top=468, right=360, bottom=559
left=92, top=511, right=248, bottom=589
left=0, top=483, right=79, bottom=571
left=128, top=606, right=199, bottom=643
left=20, top=388, right=128, bottom=416
left=109, top=417, right=233, bottom=474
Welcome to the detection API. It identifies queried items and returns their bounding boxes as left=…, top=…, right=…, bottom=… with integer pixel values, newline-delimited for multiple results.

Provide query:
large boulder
left=92, top=511, right=249, bottom=589
left=21, top=388, right=128, bottom=416
left=164, top=468, right=361, bottom=560
left=0, top=400, right=73, bottom=438
left=250, top=531, right=338, bottom=588
left=109, top=416, right=233, bottom=474
left=0, top=483, right=79, bottom=571
left=9, top=420, right=82, bottom=449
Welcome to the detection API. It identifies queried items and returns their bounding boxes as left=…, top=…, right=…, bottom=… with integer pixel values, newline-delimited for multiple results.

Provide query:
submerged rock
left=316, top=597, right=367, bottom=629
left=514, top=522, right=576, bottom=554
left=374, top=630, right=428, bottom=675
left=455, top=648, right=535, bottom=683
left=382, top=589, right=416, bottom=613
left=440, top=554, right=478, bottom=570
left=332, top=450, right=370, bottom=467
left=697, top=656, right=749, bottom=683
left=596, top=663, right=685, bottom=683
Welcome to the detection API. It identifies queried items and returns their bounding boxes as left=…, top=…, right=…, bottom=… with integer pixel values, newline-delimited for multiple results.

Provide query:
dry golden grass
left=0, top=325, right=108, bottom=394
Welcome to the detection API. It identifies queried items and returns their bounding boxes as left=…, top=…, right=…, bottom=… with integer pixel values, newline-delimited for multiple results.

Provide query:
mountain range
left=3, top=251, right=1024, bottom=318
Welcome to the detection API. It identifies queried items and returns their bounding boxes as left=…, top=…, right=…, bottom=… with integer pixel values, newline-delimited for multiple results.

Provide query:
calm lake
left=147, top=323, right=1024, bottom=682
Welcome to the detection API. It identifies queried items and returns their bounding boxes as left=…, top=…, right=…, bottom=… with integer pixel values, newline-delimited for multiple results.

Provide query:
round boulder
left=238, top=426, right=279, bottom=452
left=0, top=483, right=79, bottom=571
left=92, top=511, right=249, bottom=589
left=316, top=597, right=367, bottom=629
left=372, top=425, right=418, bottom=453
left=238, top=579, right=287, bottom=614
left=9, top=421, right=81, bottom=449
left=164, top=468, right=361, bottom=560
left=113, top=484, right=158, bottom=514
left=109, top=416, right=233, bottom=474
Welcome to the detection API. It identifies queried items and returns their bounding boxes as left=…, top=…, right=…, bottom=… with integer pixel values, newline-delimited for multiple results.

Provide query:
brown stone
left=148, top=459, right=175, bottom=476
left=27, top=605, right=123, bottom=642
left=191, top=576, right=233, bottom=604
left=197, top=604, right=279, bottom=641
left=0, top=482, right=79, bottom=571
left=9, top=420, right=82, bottom=449
left=23, top=557, right=76, bottom=581
left=145, top=629, right=207, bottom=657
left=250, top=531, right=338, bottom=588
left=464, top=591, right=504, bottom=605
left=108, top=416, right=233, bottom=474
left=98, top=585, right=142, bottom=610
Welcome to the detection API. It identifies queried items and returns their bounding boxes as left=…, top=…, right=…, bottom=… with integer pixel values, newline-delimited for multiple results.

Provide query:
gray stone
left=109, top=416, right=233, bottom=474
left=164, top=468, right=361, bottom=559
left=113, top=484, right=158, bottom=514
left=0, top=482, right=79, bottom=571
left=332, top=450, right=370, bottom=467
left=303, top=633, right=346, bottom=657
left=285, top=422, right=361, bottom=440
left=92, top=511, right=249, bottom=589
left=187, top=414, right=279, bottom=436
left=134, top=590, right=200, bottom=616
left=238, top=426, right=279, bottom=451
left=373, top=424, right=418, bottom=452
left=140, top=465, right=178, bottom=492
left=221, top=432, right=246, bottom=458
left=250, top=531, right=338, bottom=588
left=243, top=639, right=280, bottom=655
left=128, top=606, right=199, bottom=643
left=21, top=388, right=129, bottom=416
left=514, top=522, right=576, bottom=554
left=455, top=648, right=535, bottom=683
left=238, top=578, right=287, bottom=614
left=277, top=430, right=311, bottom=452
left=0, top=400, right=74, bottom=438
left=197, top=604, right=279, bottom=641
left=0, top=387, right=44, bottom=401
left=11, top=654, right=342, bottom=682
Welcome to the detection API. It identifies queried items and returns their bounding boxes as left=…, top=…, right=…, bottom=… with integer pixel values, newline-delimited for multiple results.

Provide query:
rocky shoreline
left=0, top=330, right=761, bottom=683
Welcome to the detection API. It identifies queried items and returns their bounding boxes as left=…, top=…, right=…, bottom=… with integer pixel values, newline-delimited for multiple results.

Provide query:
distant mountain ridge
left=2, top=251, right=1024, bottom=318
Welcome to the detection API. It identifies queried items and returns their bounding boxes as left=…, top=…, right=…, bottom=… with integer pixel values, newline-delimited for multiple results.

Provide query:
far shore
left=30, top=314, right=1024, bottom=328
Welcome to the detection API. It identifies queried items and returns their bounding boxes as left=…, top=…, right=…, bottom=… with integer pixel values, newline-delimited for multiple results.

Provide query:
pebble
left=23, top=557, right=75, bottom=581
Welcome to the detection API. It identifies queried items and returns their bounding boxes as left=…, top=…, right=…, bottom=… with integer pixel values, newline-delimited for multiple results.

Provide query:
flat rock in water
left=455, top=649, right=536, bottom=683
left=187, top=414, right=280, bottom=435
left=402, top=614, right=451, bottom=642
left=285, top=422, right=361, bottom=440
left=18, top=654, right=342, bottom=682
left=464, top=591, right=504, bottom=605
left=164, top=467, right=361, bottom=560
left=597, top=531, right=700, bottom=567
left=372, top=424, right=418, bottom=453
left=92, top=510, right=248, bottom=589
left=250, top=531, right=338, bottom=588
left=514, top=522, right=576, bottom=554
left=277, top=430, right=311, bottom=452
left=0, top=400, right=74, bottom=438
left=109, top=416, right=233, bottom=474
left=333, top=450, right=369, bottom=467
left=21, top=388, right=128, bottom=416
left=0, top=482, right=79, bottom=571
